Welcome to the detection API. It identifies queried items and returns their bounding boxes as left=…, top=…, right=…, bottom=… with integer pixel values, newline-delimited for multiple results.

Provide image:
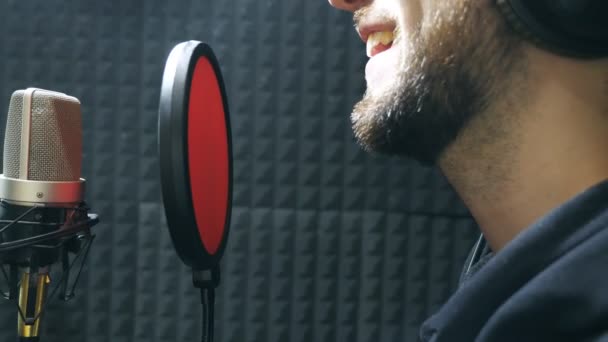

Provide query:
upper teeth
left=366, top=31, right=395, bottom=57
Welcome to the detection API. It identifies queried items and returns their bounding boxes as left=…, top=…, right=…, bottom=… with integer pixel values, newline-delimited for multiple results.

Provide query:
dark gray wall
left=0, top=1, right=478, bottom=341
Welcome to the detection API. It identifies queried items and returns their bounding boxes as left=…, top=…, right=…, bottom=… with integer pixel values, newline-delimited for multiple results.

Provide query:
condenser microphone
left=158, top=41, right=233, bottom=342
left=0, top=88, right=99, bottom=341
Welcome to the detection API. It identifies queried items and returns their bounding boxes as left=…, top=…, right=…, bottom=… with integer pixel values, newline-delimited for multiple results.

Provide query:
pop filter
left=158, top=41, right=232, bottom=342
left=158, top=40, right=233, bottom=272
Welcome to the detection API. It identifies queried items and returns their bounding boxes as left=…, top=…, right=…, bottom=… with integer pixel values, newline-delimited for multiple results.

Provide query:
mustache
left=353, top=6, right=371, bottom=27
left=353, top=5, right=397, bottom=29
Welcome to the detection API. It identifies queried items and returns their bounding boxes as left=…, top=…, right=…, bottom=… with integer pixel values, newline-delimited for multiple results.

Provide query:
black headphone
left=496, top=0, right=608, bottom=58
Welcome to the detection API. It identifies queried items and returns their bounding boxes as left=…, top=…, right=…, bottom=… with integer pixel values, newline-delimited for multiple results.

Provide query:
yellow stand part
left=17, top=271, right=50, bottom=339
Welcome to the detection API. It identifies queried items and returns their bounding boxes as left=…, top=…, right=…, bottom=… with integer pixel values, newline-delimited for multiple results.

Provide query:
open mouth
left=356, top=16, right=399, bottom=83
left=366, top=31, right=395, bottom=58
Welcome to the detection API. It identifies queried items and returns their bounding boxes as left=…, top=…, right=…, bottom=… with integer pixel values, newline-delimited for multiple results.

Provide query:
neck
left=439, top=50, right=608, bottom=252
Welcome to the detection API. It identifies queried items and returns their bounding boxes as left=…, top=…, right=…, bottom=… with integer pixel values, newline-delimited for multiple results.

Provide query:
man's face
left=329, top=0, right=524, bottom=165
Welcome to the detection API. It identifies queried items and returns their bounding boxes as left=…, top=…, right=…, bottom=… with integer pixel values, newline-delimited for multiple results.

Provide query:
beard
left=352, top=0, right=525, bottom=166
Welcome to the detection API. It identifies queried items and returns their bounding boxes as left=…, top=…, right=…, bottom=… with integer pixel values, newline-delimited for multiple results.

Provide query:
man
left=327, top=0, right=608, bottom=341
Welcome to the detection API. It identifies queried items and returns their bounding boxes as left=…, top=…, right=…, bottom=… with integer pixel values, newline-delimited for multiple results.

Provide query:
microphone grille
left=4, top=94, right=23, bottom=179
left=4, top=89, right=82, bottom=181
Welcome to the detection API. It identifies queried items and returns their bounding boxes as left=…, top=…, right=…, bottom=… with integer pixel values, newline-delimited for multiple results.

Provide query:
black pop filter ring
left=158, top=41, right=233, bottom=271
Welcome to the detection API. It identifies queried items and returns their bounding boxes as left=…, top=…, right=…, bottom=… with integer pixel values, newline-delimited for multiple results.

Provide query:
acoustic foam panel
left=0, top=1, right=478, bottom=341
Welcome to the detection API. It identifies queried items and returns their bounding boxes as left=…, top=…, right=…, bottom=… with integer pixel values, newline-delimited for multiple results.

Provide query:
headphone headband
left=497, top=0, right=608, bottom=58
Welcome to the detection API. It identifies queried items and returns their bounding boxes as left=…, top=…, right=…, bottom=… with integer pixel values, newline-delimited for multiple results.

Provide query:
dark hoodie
left=420, top=180, right=608, bottom=342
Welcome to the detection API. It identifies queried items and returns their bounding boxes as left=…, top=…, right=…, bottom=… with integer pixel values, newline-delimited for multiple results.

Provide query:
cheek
left=418, top=0, right=435, bottom=15
left=395, top=0, right=423, bottom=37
left=418, top=0, right=440, bottom=32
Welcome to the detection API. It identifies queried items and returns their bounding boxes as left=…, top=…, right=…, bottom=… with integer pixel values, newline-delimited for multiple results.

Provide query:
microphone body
left=0, top=88, right=98, bottom=341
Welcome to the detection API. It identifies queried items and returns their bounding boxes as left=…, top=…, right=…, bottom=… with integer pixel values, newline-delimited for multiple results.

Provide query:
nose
left=328, top=0, right=371, bottom=12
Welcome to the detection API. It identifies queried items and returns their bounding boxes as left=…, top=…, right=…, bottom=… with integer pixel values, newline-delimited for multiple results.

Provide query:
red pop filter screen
left=188, top=57, right=229, bottom=255
left=159, top=40, right=232, bottom=270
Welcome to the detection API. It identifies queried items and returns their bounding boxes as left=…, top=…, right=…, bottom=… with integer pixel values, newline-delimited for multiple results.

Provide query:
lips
left=357, top=22, right=397, bottom=58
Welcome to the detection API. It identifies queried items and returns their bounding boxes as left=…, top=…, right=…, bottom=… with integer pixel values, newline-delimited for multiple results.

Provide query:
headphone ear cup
left=496, top=0, right=608, bottom=58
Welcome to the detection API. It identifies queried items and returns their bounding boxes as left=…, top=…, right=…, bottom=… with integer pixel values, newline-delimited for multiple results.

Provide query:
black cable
left=200, top=287, right=215, bottom=342
left=193, top=267, right=219, bottom=342
left=201, top=288, right=207, bottom=342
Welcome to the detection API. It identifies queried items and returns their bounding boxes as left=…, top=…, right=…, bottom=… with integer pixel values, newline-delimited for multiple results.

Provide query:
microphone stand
left=0, top=202, right=99, bottom=342
left=192, top=266, right=220, bottom=342
left=17, top=267, right=49, bottom=341
left=12, top=231, right=94, bottom=342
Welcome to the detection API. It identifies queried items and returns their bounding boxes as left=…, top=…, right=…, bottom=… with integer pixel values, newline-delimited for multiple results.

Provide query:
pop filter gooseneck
left=158, top=41, right=233, bottom=342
